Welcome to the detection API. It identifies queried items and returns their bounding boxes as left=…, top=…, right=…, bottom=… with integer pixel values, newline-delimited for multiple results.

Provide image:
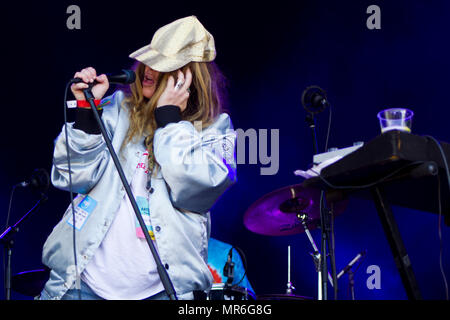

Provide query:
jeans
left=39, top=280, right=170, bottom=300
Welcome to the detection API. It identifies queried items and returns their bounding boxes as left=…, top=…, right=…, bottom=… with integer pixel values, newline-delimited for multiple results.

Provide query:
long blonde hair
left=121, top=61, right=228, bottom=172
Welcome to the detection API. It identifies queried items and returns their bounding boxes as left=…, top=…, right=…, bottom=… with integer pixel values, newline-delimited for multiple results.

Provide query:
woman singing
left=39, top=16, right=236, bottom=300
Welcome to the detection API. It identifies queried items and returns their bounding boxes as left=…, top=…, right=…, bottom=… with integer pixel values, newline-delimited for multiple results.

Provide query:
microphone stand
left=305, top=113, right=319, bottom=157
left=82, top=86, right=177, bottom=300
left=347, top=270, right=355, bottom=300
left=305, top=112, right=333, bottom=300
left=336, top=251, right=366, bottom=300
left=0, top=193, right=48, bottom=300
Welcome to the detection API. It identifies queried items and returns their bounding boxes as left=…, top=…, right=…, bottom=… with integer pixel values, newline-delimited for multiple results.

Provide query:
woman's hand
left=157, top=68, right=192, bottom=112
left=71, top=67, right=109, bottom=101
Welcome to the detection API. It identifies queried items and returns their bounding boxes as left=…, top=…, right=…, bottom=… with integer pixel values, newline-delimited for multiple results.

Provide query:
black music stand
left=303, top=130, right=450, bottom=300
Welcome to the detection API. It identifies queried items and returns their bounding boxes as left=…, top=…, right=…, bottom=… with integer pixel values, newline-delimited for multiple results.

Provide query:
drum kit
left=204, top=183, right=348, bottom=300
left=10, top=183, right=348, bottom=301
left=241, top=183, right=349, bottom=301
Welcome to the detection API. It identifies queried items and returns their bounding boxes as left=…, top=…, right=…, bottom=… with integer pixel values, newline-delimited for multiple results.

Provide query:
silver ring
left=186, top=88, right=191, bottom=94
left=175, top=81, right=184, bottom=90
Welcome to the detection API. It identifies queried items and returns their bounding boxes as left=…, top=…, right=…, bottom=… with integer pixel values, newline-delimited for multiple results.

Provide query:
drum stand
left=297, top=213, right=334, bottom=300
left=286, top=245, right=295, bottom=294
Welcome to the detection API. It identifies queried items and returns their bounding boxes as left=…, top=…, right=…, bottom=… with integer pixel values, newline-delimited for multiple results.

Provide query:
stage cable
left=63, top=81, right=82, bottom=300
left=310, top=160, right=426, bottom=190
left=330, top=202, right=338, bottom=300
left=425, top=135, right=449, bottom=300
left=5, top=185, right=17, bottom=230
left=323, top=105, right=338, bottom=299
left=231, top=245, right=249, bottom=287
left=437, top=175, right=449, bottom=300
left=324, top=105, right=332, bottom=152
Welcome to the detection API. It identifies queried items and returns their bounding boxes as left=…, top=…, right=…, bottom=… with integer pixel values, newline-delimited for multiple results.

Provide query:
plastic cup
left=377, top=108, right=414, bottom=133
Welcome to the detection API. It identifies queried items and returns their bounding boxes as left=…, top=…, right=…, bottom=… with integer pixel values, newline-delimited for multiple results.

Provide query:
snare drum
left=207, top=283, right=256, bottom=300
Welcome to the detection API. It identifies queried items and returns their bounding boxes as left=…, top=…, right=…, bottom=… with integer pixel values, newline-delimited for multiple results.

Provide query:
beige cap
left=129, top=16, right=216, bottom=72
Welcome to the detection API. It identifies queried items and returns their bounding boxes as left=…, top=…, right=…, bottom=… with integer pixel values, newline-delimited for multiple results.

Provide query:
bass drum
left=207, top=283, right=256, bottom=300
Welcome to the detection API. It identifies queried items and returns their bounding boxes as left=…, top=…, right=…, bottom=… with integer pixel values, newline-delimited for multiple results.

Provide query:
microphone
left=301, top=85, right=330, bottom=114
left=16, top=168, right=50, bottom=194
left=223, top=247, right=235, bottom=287
left=337, top=250, right=367, bottom=280
left=70, top=69, right=136, bottom=85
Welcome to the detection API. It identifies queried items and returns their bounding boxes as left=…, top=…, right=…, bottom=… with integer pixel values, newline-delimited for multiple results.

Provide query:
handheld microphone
left=70, top=69, right=136, bottom=85
left=16, top=168, right=50, bottom=194
left=301, top=85, right=330, bottom=114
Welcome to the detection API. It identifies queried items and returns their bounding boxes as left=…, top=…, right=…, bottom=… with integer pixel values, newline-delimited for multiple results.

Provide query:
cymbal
left=12, top=269, right=49, bottom=297
left=243, top=184, right=347, bottom=236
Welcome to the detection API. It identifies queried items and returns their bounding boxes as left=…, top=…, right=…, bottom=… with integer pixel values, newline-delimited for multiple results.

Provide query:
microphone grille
left=122, top=69, right=136, bottom=84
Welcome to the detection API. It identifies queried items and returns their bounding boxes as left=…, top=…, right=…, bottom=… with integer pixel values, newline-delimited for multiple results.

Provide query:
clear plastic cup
left=377, top=108, right=414, bottom=133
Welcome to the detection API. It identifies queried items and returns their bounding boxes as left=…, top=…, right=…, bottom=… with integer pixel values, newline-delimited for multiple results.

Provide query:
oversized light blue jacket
left=40, top=90, right=237, bottom=299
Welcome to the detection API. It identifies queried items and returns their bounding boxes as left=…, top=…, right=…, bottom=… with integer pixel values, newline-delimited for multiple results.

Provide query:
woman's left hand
left=157, top=68, right=192, bottom=112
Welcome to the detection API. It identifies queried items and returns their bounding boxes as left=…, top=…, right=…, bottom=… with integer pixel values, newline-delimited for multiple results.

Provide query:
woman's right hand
left=71, top=67, right=109, bottom=100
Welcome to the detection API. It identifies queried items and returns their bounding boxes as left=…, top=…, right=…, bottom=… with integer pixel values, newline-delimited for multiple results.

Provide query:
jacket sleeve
left=153, top=113, right=237, bottom=214
left=51, top=91, right=123, bottom=194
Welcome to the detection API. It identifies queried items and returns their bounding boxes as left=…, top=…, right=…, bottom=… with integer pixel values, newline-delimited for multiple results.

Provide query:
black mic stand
left=305, top=112, right=332, bottom=300
left=0, top=193, right=48, bottom=300
left=305, top=113, right=319, bottom=156
left=336, top=251, right=366, bottom=300
left=82, top=86, right=177, bottom=300
left=347, top=269, right=355, bottom=300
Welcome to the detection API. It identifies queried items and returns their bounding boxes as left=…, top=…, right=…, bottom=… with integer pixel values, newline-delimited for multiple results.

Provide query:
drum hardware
left=243, top=184, right=347, bottom=236
left=286, top=245, right=295, bottom=294
left=297, top=212, right=336, bottom=300
left=207, top=283, right=256, bottom=300
left=11, top=268, right=50, bottom=297
left=257, top=293, right=313, bottom=300
left=243, top=184, right=347, bottom=300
